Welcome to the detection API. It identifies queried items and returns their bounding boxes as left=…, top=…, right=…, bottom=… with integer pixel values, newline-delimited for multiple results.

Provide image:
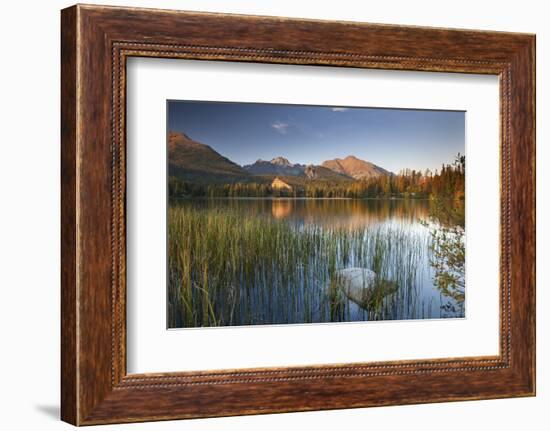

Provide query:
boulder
left=334, top=267, right=397, bottom=308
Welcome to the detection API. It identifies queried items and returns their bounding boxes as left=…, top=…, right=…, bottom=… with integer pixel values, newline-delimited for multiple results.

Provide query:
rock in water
left=335, top=267, right=397, bottom=308
left=335, top=268, right=377, bottom=304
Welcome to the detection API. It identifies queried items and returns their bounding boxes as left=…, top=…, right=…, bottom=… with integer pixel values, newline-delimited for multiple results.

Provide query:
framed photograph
left=61, top=4, right=536, bottom=425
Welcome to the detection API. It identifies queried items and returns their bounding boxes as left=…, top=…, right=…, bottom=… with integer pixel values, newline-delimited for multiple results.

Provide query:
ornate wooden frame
left=61, top=4, right=535, bottom=425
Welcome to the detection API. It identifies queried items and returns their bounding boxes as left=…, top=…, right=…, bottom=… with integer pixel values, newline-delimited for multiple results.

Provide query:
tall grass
left=168, top=202, right=443, bottom=328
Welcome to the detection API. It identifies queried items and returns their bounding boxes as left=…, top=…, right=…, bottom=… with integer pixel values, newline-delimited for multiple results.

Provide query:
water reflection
left=169, top=198, right=465, bottom=327
left=191, top=198, right=433, bottom=228
left=271, top=199, right=293, bottom=219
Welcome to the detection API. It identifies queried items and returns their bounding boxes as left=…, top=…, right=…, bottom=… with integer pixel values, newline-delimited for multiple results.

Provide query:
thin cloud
left=331, top=107, right=350, bottom=112
left=271, top=121, right=289, bottom=134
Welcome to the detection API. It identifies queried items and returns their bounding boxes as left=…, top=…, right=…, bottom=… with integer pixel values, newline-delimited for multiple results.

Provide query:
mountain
left=304, top=164, right=353, bottom=181
left=271, top=156, right=294, bottom=167
left=243, top=157, right=305, bottom=176
left=168, top=132, right=249, bottom=183
left=244, top=157, right=353, bottom=182
left=321, top=155, right=390, bottom=180
left=168, top=131, right=390, bottom=185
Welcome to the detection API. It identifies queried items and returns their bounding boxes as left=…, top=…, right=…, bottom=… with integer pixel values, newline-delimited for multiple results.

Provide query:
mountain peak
left=168, top=131, right=247, bottom=181
left=321, top=155, right=389, bottom=180
left=169, top=131, right=193, bottom=141
left=270, top=156, right=292, bottom=167
left=244, top=157, right=303, bottom=176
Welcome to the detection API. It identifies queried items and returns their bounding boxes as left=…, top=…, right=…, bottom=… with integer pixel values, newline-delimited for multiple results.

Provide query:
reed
left=167, top=202, right=454, bottom=328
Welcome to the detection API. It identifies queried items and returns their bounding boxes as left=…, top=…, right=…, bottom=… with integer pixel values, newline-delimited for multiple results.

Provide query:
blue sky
left=167, top=101, right=464, bottom=173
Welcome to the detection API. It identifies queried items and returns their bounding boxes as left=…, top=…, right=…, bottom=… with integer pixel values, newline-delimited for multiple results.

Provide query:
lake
left=167, top=198, right=465, bottom=328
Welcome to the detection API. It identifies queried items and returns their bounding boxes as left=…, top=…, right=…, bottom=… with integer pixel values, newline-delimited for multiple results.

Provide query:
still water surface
left=168, top=198, right=465, bottom=327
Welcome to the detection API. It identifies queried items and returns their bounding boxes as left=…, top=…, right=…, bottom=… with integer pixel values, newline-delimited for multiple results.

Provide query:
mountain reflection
left=190, top=197, right=432, bottom=229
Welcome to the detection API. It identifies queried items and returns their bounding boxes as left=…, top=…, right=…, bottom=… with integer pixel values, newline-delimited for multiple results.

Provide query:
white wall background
left=0, top=1, right=546, bottom=429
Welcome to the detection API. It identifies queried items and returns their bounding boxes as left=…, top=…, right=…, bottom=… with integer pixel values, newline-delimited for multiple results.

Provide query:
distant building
left=271, top=177, right=292, bottom=191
